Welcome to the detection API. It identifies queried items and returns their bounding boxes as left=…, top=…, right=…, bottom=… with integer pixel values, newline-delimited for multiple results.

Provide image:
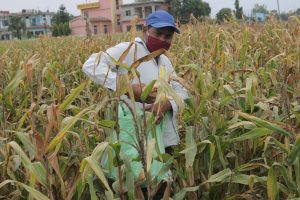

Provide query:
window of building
left=155, top=5, right=160, bottom=11
left=145, top=6, right=152, bottom=17
left=1, top=34, right=10, bottom=40
left=35, top=30, right=44, bottom=35
left=2, top=20, right=8, bottom=27
left=117, top=15, right=121, bottom=25
left=136, top=24, right=143, bottom=31
left=116, top=0, right=120, bottom=10
left=126, top=25, right=131, bottom=32
left=104, top=24, right=108, bottom=33
left=31, top=18, right=36, bottom=26
left=94, top=25, right=98, bottom=34
left=125, top=10, right=131, bottom=17
left=134, top=7, right=143, bottom=18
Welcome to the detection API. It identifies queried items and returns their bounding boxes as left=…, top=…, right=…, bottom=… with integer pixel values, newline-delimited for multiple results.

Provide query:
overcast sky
left=1, top=0, right=299, bottom=17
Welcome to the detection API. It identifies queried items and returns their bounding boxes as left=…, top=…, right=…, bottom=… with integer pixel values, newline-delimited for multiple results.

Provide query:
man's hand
left=145, top=101, right=172, bottom=124
left=130, top=83, right=157, bottom=104
left=130, top=83, right=144, bottom=102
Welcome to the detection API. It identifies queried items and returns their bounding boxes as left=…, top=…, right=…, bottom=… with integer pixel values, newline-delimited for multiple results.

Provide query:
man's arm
left=82, top=52, right=117, bottom=91
left=82, top=42, right=133, bottom=91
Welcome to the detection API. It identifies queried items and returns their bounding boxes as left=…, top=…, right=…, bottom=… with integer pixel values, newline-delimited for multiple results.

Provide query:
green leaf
left=99, top=120, right=116, bottom=128
left=173, top=186, right=199, bottom=200
left=146, top=138, right=156, bottom=172
left=287, top=136, right=300, bottom=165
left=223, top=174, right=267, bottom=185
left=214, top=135, right=227, bottom=169
left=204, top=168, right=232, bottom=184
left=7, top=141, right=47, bottom=186
left=15, top=131, right=37, bottom=158
left=228, top=121, right=256, bottom=130
left=223, top=84, right=234, bottom=95
left=232, top=127, right=273, bottom=142
left=0, top=180, right=49, bottom=200
left=140, top=80, right=156, bottom=102
left=267, top=165, right=278, bottom=200
left=154, top=157, right=174, bottom=182
left=3, top=69, right=25, bottom=97
left=81, top=156, right=113, bottom=198
left=47, top=107, right=90, bottom=152
left=246, top=77, right=254, bottom=113
left=59, top=80, right=87, bottom=111
left=263, top=136, right=288, bottom=154
left=238, top=112, right=290, bottom=136
left=184, top=126, right=197, bottom=168
left=180, top=140, right=212, bottom=154
left=87, top=173, right=97, bottom=200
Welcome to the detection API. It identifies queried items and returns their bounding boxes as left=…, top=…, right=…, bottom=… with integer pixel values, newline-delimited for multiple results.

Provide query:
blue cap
left=146, top=11, right=180, bottom=33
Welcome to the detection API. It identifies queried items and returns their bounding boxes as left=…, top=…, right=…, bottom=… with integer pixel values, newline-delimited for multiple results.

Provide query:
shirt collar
left=135, top=37, right=146, bottom=47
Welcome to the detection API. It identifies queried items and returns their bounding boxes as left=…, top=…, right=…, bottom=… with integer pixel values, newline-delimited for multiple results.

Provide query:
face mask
left=146, top=32, right=171, bottom=53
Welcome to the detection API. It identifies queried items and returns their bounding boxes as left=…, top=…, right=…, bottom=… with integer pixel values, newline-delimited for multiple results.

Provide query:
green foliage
left=252, top=3, right=268, bottom=14
left=51, top=4, right=72, bottom=37
left=51, top=4, right=71, bottom=25
left=234, top=0, right=243, bottom=19
left=297, top=8, right=300, bottom=16
left=169, top=0, right=211, bottom=23
left=8, top=16, right=26, bottom=39
left=52, top=22, right=70, bottom=37
left=216, top=8, right=232, bottom=22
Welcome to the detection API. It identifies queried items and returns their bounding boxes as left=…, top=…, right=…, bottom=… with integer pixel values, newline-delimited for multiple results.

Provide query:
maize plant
left=0, top=16, right=300, bottom=199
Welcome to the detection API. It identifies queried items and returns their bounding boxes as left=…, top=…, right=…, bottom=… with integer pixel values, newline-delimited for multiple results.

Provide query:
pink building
left=121, top=1, right=170, bottom=32
left=70, top=0, right=169, bottom=36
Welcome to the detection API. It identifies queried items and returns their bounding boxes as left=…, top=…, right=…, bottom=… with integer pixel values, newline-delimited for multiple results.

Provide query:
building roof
left=90, top=16, right=111, bottom=22
left=11, top=10, right=55, bottom=17
left=69, top=16, right=83, bottom=23
left=70, top=16, right=111, bottom=23
left=121, top=0, right=166, bottom=7
left=77, top=2, right=100, bottom=10
left=0, top=11, right=10, bottom=17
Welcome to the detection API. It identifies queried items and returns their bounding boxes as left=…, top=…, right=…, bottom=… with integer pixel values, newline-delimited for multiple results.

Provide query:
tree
left=296, top=8, right=300, bottom=16
left=8, top=16, right=26, bottom=39
left=62, top=23, right=71, bottom=35
left=169, top=0, right=211, bottom=23
left=252, top=4, right=268, bottom=14
left=52, top=24, right=59, bottom=37
left=234, top=0, right=243, bottom=19
left=216, top=8, right=232, bottom=23
left=51, top=5, right=72, bottom=37
left=51, top=4, right=71, bottom=24
left=280, top=12, right=289, bottom=21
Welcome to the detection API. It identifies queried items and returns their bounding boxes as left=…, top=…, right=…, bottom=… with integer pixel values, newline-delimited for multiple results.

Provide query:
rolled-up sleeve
left=82, top=42, right=133, bottom=91
left=82, top=52, right=117, bottom=91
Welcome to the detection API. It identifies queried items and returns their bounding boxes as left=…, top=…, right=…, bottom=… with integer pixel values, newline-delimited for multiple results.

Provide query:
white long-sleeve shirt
left=82, top=37, right=188, bottom=147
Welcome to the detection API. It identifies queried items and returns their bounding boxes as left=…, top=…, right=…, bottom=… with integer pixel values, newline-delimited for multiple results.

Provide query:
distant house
left=0, top=11, right=12, bottom=40
left=70, top=0, right=122, bottom=36
left=69, top=0, right=169, bottom=36
left=13, top=9, right=55, bottom=38
left=253, top=12, right=268, bottom=22
left=121, top=0, right=170, bottom=32
left=0, top=9, right=54, bottom=40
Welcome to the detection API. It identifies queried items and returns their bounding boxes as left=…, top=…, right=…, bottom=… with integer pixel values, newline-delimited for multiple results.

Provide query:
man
left=82, top=10, right=188, bottom=197
left=83, top=10, right=188, bottom=152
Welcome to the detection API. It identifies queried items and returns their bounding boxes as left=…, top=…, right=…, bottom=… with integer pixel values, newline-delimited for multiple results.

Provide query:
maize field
left=0, top=17, right=300, bottom=199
